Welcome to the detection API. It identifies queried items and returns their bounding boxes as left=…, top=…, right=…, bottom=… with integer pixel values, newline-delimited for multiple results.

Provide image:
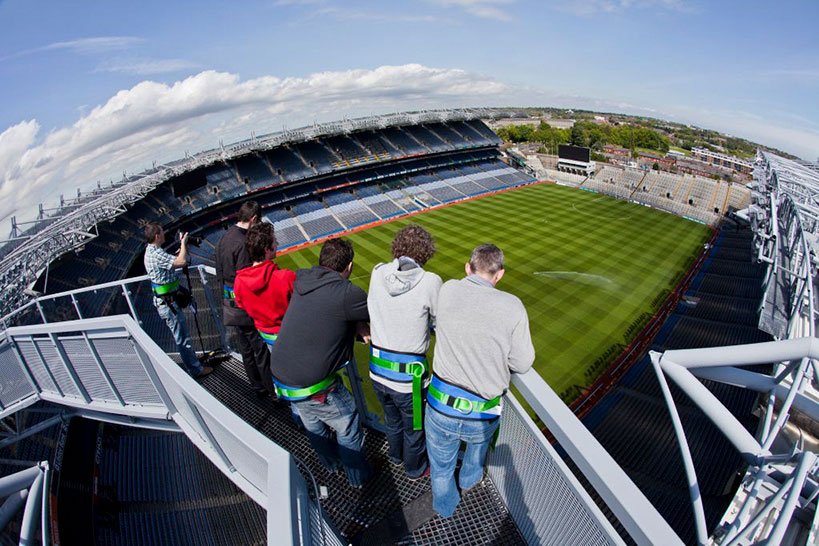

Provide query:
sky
left=0, top=0, right=818, bottom=228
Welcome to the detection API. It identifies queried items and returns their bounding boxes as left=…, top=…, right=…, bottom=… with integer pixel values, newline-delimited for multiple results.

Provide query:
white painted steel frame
left=4, top=315, right=309, bottom=545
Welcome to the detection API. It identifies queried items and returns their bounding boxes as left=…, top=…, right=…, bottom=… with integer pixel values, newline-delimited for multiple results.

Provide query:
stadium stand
left=379, top=126, right=428, bottom=156
left=265, top=146, right=315, bottom=181
left=403, top=125, right=452, bottom=153
left=544, top=167, right=587, bottom=186
left=292, top=140, right=338, bottom=175
left=234, top=154, right=281, bottom=191
left=579, top=165, right=750, bottom=226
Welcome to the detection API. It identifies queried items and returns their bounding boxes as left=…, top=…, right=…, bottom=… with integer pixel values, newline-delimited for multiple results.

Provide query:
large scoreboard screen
left=558, top=144, right=591, bottom=163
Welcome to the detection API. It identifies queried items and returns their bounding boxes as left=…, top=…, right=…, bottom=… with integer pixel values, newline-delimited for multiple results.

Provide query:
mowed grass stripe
left=275, top=184, right=710, bottom=410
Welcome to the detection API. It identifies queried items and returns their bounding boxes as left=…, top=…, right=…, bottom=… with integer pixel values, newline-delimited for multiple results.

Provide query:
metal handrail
left=3, top=315, right=309, bottom=545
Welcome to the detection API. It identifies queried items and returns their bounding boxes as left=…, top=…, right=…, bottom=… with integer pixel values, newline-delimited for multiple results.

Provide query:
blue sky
left=1, top=0, right=818, bottom=225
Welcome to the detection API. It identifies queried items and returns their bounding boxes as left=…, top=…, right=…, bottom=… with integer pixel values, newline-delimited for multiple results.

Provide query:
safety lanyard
left=369, top=345, right=428, bottom=430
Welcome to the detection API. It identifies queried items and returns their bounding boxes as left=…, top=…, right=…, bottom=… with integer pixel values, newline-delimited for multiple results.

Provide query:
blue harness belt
left=369, top=345, right=428, bottom=430
left=427, top=374, right=501, bottom=421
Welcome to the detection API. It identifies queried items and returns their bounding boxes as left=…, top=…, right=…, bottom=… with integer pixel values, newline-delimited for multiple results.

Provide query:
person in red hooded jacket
left=233, top=222, right=296, bottom=354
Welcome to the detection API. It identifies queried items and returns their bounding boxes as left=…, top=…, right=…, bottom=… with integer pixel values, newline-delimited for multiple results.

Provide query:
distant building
left=666, top=150, right=686, bottom=160
left=603, top=144, right=631, bottom=158
left=637, top=151, right=675, bottom=171
left=691, top=147, right=754, bottom=175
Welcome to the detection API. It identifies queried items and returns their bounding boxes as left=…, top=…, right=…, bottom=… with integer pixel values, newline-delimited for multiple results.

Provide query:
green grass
left=275, top=184, right=711, bottom=415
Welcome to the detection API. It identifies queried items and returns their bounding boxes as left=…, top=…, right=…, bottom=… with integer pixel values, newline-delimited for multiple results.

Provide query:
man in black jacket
left=214, top=201, right=272, bottom=396
left=271, top=238, right=372, bottom=487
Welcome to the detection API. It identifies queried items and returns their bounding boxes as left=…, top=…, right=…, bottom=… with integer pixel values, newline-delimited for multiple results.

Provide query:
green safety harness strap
left=151, top=279, right=179, bottom=296
left=257, top=330, right=278, bottom=346
left=427, top=378, right=502, bottom=416
left=273, top=373, right=338, bottom=401
left=369, top=353, right=427, bottom=430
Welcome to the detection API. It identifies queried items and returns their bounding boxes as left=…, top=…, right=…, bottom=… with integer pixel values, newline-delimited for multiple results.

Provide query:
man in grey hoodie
left=425, top=243, right=535, bottom=518
left=368, top=225, right=442, bottom=479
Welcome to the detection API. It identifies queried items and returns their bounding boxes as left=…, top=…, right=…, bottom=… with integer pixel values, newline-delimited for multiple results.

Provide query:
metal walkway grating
left=201, top=357, right=525, bottom=544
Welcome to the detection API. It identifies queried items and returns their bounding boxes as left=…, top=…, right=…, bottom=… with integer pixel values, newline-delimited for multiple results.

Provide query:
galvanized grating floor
left=201, top=356, right=525, bottom=544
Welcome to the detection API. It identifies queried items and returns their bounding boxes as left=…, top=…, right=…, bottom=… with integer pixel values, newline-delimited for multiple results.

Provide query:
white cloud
left=669, top=107, right=819, bottom=160
left=42, top=36, right=143, bottom=53
left=554, top=0, right=689, bottom=16
left=94, top=57, right=199, bottom=75
left=0, top=64, right=508, bottom=226
left=311, top=7, right=439, bottom=23
left=1, top=36, right=142, bottom=61
left=427, top=0, right=516, bottom=21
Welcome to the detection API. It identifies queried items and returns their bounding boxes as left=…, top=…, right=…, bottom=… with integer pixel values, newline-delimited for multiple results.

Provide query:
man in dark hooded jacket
left=214, top=201, right=272, bottom=396
left=270, top=238, right=372, bottom=487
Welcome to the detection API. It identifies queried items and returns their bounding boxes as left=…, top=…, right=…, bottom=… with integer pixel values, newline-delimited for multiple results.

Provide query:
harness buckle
left=408, top=361, right=426, bottom=378
left=452, top=397, right=474, bottom=415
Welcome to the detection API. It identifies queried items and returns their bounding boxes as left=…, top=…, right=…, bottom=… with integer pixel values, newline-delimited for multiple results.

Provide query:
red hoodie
left=233, top=261, right=296, bottom=334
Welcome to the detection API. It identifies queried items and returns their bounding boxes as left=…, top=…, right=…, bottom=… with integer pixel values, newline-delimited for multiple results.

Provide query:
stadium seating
left=543, top=168, right=587, bottom=186
left=464, top=119, right=501, bottom=144
left=329, top=199, right=378, bottom=228
left=403, top=125, right=451, bottom=153
left=427, top=122, right=465, bottom=147
left=364, top=197, right=403, bottom=219
left=265, top=147, right=315, bottom=181
left=353, top=131, right=401, bottom=157
left=234, top=155, right=280, bottom=190
left=379, top=126, right=427, bottom=156
left=297, top=209, right=344, bottom=240
left=292, top=140, right=337, bottom=175
left=585, top=166, right=644, bottom=200
left=271, top=217, right=307, bottom=248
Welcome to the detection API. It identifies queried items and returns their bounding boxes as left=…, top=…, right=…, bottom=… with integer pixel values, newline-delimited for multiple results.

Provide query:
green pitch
left=275, top=184, right=711, bottom=413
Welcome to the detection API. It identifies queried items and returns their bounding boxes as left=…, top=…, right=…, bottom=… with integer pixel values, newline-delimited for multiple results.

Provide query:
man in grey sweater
left=425, top=243, right=535, bottom=518
left=368, top=224, right=442, bottom=479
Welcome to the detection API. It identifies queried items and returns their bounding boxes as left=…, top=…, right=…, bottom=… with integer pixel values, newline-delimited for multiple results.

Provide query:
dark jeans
left=373, top=382, right=428, bottom=478
left=292, top=386, right=371, bottom=487
left=227, top=325, right=273, bottom=393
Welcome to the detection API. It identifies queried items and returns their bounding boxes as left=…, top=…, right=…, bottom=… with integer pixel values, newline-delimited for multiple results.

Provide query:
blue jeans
left=425, top=408, right=500, bottom=518
left=373, top=382, right=428, bottom=478
left=292, top=385, right=371, bottom=487
left=156, top=302, right=203, bottom=377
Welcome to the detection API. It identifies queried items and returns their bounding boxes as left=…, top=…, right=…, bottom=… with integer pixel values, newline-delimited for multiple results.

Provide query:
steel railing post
left=121, top=284, right=142, bottom=327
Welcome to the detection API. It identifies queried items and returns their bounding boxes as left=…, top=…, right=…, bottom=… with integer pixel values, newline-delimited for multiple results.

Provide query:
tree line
left=497, top=120, right=671, bottom=154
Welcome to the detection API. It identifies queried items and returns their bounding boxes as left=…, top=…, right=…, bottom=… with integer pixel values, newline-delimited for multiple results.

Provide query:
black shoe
left=196, top=366, right=214, bottom=379
left=253, top=388, right=268, bottom=399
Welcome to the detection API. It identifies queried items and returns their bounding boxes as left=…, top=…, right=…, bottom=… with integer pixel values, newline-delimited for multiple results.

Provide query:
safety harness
left=427, top=374, right=502, bottom=421
left=273, top=373, right=338, bottom=401
left=223, top=282, right=236, bottom=301
left=258, top=330, right=278, bottom=346
left=151, top=279, right=179, bottom=296
left=369, top=345, right=428, bottom=430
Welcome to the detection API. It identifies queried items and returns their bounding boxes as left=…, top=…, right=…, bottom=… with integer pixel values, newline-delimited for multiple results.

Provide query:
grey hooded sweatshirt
left=367, top=257, right=442, bottom=393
